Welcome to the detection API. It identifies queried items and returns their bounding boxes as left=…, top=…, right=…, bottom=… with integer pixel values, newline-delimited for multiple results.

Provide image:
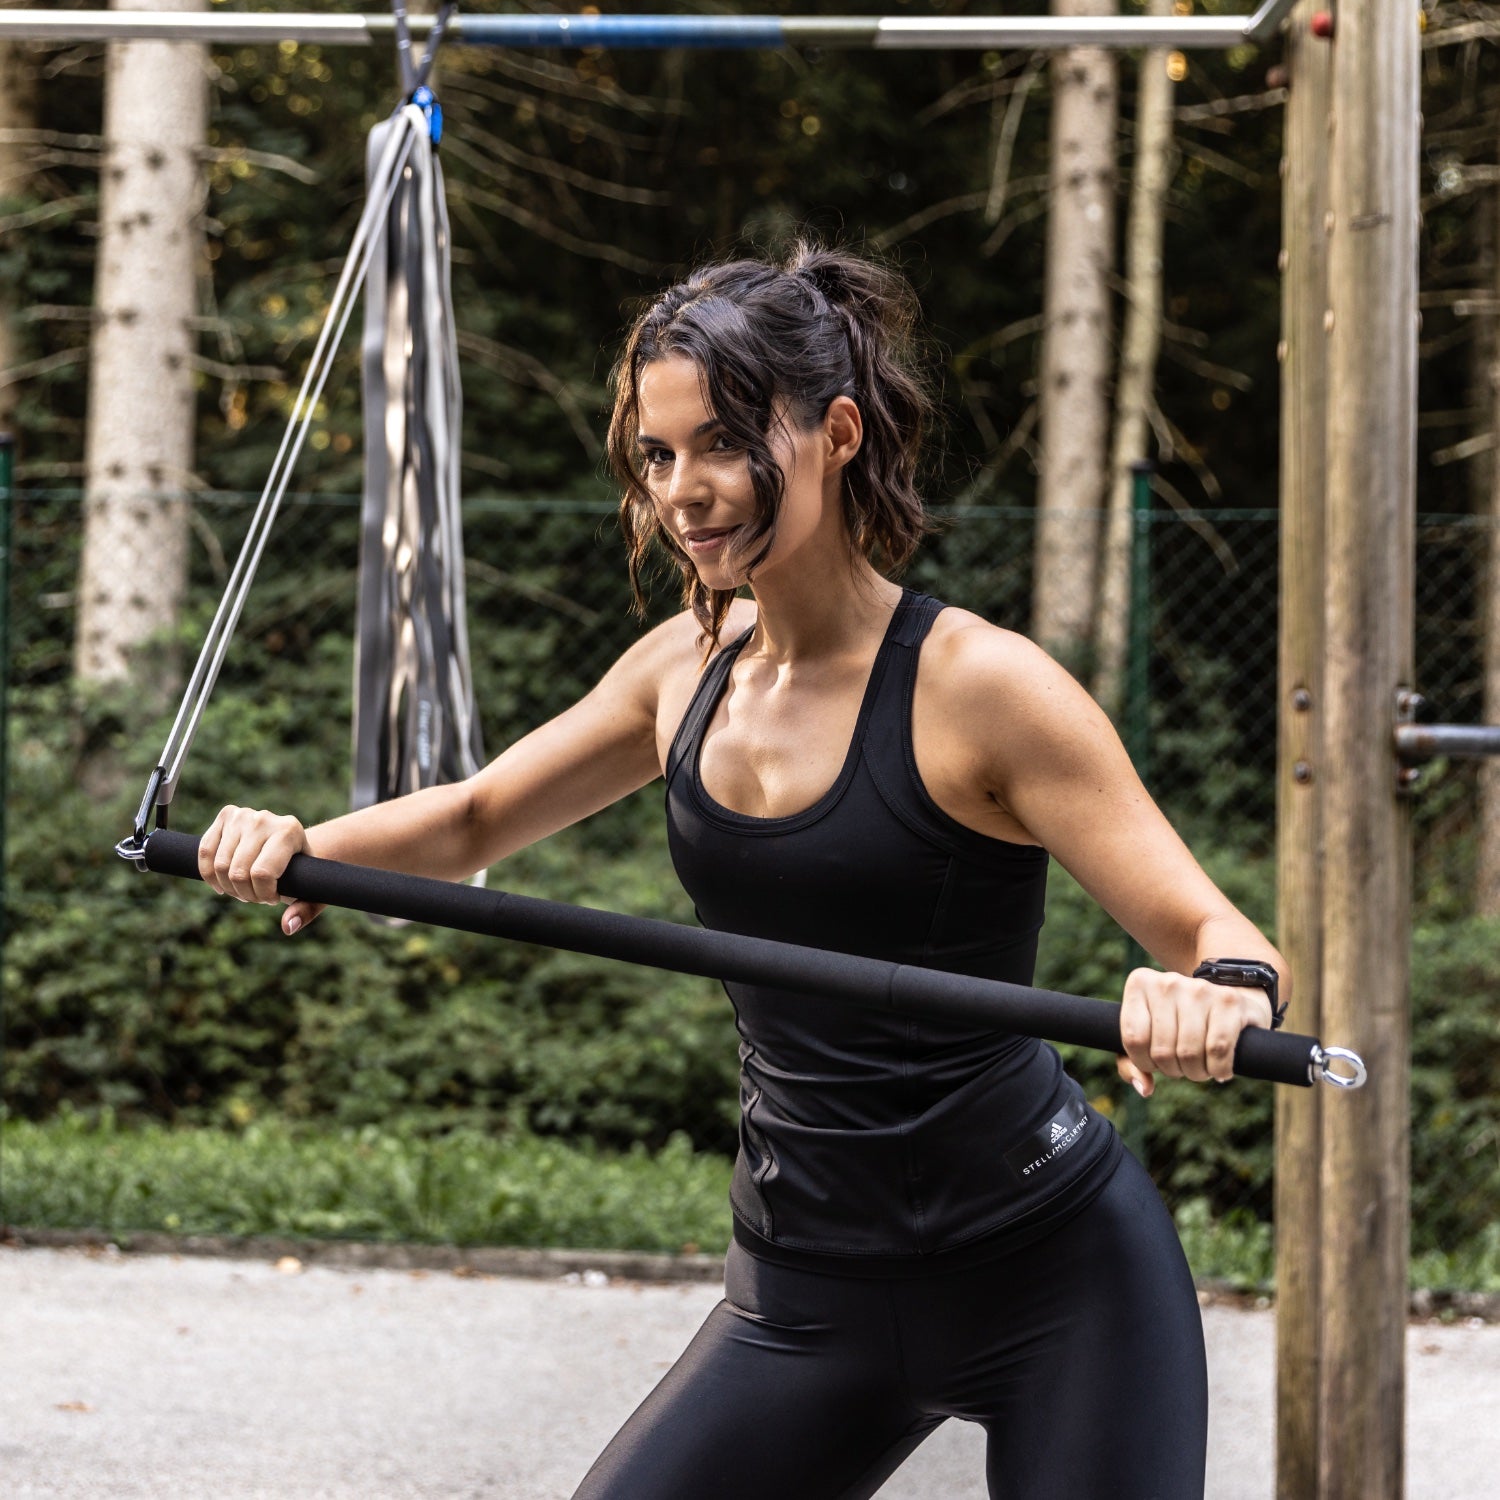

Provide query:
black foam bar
left=143, top=828, right=1318, bottom=1087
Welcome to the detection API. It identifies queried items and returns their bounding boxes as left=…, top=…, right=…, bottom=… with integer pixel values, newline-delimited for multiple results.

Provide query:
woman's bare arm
left=923, top=615, right=1287, bottom=1094
left=198, top=613, right=698, bottom=929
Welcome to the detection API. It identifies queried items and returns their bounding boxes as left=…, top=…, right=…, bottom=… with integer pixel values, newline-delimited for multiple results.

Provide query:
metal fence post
left=1120, top=460, right=1154, bottom=1160
left=1124, top=461, right=1154, bottom=788
left=0, top=433, right=12, bottom=1052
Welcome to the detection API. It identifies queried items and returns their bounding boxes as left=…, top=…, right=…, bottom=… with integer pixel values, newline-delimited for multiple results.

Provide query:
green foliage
left=1409, top=916, right=1500, bottom=1264
left=9, top=0, right=1293, bottom=513
left=1410, top=1222, right=1500, bottom=1297
left=7, top=618, right=1500, bottom=1275
left=1173, top=1197, right=1275, bottom=1291
left=3, top=641, right=738, bottom=1150
left=1035, top=862, right=1500, bottom=1283
left=1036, top=855, right=1278, bottom=1224
left=1152, top=650, right=1276, bottom=846
left=4, top=10, right=1499, bottom=1286
left=0, top=1112, right=732, bottom=1254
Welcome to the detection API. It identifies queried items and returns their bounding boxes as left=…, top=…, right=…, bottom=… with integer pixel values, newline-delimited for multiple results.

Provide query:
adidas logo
left=1005, top=1104, right=1090, bottom=1178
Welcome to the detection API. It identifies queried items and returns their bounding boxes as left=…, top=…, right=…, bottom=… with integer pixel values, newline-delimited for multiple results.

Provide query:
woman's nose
left=662, top=456, right=706, bottom=511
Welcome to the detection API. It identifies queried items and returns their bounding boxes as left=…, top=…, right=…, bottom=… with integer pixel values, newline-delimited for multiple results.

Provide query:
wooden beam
left=1319, top=2, right=1418, bottom=1494
left=1274, top=4, right=1331, bottom=1494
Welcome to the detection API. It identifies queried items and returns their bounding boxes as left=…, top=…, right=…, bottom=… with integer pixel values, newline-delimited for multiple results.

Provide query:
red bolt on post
left=1310, top=10, right=1335, bottom=37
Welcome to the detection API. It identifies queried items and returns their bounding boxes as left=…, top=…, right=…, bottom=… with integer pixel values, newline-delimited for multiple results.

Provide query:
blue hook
left=411, top=84, right=443, bottom=147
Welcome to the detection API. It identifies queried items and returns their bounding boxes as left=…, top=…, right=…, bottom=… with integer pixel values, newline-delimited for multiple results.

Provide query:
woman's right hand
left=198, top=805, right=326, bottom=935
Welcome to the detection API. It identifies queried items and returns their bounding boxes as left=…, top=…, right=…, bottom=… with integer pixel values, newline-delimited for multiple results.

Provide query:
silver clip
left=1311, top=1045, right=1367, bottom=1090
left=115, top=833, right=149, bottom=872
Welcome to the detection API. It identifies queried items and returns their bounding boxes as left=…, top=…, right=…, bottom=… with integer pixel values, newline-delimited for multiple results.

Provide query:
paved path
left=3, top=1244, right=1497, bottom=1498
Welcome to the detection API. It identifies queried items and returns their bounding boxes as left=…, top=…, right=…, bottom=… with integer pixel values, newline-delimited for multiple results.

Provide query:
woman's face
left=635, top=355, right=835, bottom=592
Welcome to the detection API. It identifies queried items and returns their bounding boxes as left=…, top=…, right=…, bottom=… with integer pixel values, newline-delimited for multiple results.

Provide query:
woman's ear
left=824, top=395, right=863, bottom=471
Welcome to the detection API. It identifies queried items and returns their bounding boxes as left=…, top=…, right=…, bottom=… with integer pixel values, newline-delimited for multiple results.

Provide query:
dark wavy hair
left=607, top=240, right=938, bottom=646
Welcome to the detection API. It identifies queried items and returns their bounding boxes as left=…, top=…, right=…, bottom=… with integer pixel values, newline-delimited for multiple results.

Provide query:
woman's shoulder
left=611, top=599, right=758, bottom=724
left=918, top=600, right=1122, bottom=762
left=629, top=599, right=756, bottom=669
left=919, top=604, right=1103, bottom=745
left=615, top=599, right=755, bottom=666
left=923, top=604, right=1053, bottom=686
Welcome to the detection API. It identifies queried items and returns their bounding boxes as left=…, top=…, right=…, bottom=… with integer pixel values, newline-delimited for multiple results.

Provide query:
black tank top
left=665, top=590, right=1121, bottom=1272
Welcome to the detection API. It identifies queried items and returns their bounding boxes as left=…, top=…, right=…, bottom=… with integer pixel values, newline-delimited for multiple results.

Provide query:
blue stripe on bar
left=455, top=15, right=787, bottom=49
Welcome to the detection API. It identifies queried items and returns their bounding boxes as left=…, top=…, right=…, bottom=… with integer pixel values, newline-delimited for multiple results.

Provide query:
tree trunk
left=1032, top=0, right=1118, bottom=670
left=0, top=1, right=39, bottom=439
left=1474, top=168, right=1500, bottom=917
left=1091, top=3, right=1175, bottom=718
left=74, top=0, right=208, bottom=696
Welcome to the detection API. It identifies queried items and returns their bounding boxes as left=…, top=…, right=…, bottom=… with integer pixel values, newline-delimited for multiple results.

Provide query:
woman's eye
left=641, top=447, right=671, bottom=469
left=709, top=433, right=741, bottom=455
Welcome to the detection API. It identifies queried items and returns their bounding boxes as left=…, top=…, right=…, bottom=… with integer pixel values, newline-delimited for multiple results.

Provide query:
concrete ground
left=2, top=1243, right=1497, bottom=1498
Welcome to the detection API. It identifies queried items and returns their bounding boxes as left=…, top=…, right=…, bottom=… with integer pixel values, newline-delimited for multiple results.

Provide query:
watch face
left=1200, top=960, right=1271, bottom=981
left=1195, top=960, right=1277, bottom=992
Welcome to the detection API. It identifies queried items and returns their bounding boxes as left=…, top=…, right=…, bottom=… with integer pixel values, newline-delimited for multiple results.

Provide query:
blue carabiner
left=411, top=84, right=443, bottom=147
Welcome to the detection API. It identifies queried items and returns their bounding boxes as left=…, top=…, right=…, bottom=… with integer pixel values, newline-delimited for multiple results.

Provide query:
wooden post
left=1319, top=3, right=1418, bottom=1496
left=1274, top=4, right=1331, bottom=1494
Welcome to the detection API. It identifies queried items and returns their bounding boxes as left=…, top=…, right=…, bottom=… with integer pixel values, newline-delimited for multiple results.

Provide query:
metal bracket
left=1394, top=690, right=1425, bottom=794
left=1394, top=690, right=1500, bottom=793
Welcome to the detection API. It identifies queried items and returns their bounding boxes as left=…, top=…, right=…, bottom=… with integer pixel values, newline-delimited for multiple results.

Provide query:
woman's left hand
left=1116, top=967, right=1275, bottom=1097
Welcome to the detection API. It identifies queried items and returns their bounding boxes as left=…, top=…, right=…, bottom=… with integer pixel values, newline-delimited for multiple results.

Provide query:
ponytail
left=782, top=242, right=935, bottom=576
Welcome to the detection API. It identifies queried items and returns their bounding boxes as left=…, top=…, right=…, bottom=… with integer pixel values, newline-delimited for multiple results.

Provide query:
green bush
left=0, top=1111, right=732, bottom=1253
left=3, top=671, right=739, bottom=1150
left=1036, top=848, right=1279, bottom=1223
left=4, top=499, right=1499, bottom=1277
left=9, top=664, right=1500, bottom=1274
left=1409, top=915, right=1500, bottom=1260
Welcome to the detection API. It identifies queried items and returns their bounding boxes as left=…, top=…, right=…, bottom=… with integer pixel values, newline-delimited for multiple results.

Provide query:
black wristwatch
left=1192, top=959, right=1286, bottom=1030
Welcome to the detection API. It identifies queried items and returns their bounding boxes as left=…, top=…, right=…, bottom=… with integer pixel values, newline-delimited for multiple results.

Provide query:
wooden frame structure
left=2, top=7, right=1421, bottom=1495
left=1278, top=5, right=1418, bottom=1496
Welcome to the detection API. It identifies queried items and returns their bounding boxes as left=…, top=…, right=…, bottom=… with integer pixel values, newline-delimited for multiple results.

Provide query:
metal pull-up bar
left=1392, top=691, right=1500, bottom=780
left=0, top=3, right=1299, bottom=51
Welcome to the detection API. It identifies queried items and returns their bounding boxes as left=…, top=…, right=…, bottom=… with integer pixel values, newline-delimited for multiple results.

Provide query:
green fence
left=2, top=489, right=1497, bottom=1285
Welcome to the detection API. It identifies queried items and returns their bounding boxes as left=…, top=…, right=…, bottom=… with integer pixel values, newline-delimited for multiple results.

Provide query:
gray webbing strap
left=353, top=103, right=485, bottom=815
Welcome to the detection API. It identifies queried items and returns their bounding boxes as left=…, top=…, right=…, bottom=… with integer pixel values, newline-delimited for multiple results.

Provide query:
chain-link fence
left=3, top=490, right=1497, bottom=1284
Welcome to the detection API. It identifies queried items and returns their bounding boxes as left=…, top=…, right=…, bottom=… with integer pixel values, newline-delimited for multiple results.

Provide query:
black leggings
left=571, top=1149, right=1207, bottom=1500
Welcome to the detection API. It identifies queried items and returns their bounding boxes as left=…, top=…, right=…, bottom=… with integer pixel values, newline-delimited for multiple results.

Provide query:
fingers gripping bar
left=141, top=829, right=1366, bottom=1090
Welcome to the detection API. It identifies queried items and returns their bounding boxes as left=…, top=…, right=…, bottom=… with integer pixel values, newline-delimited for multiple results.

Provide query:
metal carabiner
left=116, top=764, right=168, bottom=870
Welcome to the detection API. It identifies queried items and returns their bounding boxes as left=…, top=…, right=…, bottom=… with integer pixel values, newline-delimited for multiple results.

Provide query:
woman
left=201, top=243, right=1287, bottom=1499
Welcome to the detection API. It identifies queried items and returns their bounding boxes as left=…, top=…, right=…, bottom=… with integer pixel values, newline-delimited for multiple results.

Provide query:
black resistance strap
left=354, top=89, right=484, bottom=813
left=142, top=830, right=1367, bottom=1091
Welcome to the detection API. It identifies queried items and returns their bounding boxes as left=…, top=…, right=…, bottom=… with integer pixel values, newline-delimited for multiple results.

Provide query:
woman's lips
left=683, top=527, right=737, bottom=555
